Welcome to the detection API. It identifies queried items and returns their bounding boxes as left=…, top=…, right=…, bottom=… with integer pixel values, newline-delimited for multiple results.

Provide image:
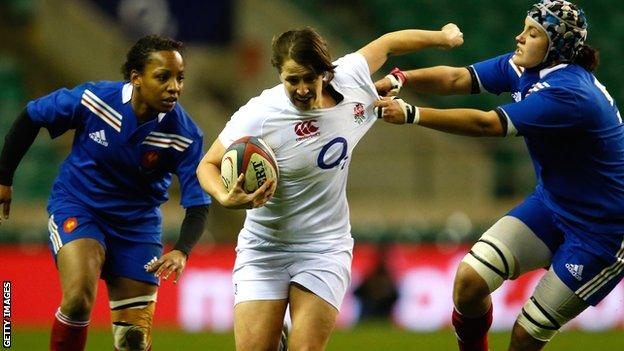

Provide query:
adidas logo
left=565, top=263, right=584, bottom=281
left=527, top=81, right=551, bottom=96
left=89, top=129, right=108, bottom=147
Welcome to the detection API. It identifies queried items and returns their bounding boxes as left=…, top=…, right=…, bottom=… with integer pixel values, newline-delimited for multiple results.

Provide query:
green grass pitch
left=11, top=322, right=624, bottom=350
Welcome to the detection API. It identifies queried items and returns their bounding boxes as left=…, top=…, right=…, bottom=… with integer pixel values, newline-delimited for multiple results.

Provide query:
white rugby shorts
left=232, top=246, right=353, bottom=310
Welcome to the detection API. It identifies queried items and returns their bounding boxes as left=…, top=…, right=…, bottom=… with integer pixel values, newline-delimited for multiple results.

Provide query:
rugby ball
left=220, top=136, right=279, bottom=193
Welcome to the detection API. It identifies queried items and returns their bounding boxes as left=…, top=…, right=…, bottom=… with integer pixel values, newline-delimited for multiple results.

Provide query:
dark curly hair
left=122, top=35, right=184, bottom=80
left=573, top=44, right=600, bottom=72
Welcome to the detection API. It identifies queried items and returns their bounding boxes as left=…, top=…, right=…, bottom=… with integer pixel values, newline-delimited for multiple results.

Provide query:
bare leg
left=235, top=299, right=288, bottom=351
left=287, top=283, right=338, bottom=351
left=50, top=238, right=105, bottom=351
left=452, top=263, right=493, bottom=351
left=508, top=321, right=547, bottom=351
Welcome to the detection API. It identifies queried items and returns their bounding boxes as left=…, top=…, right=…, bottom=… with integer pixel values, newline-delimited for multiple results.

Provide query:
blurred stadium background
left=1, top=0, right=623, bottom=350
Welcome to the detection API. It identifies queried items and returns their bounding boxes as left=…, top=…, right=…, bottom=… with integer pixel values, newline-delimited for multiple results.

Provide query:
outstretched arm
left=358, top=23, right=464, bottom=75
left=375, top=65, right=474, bottom=96
left=374, top=98, right=506, bottom=137
left=0, top=109, right=41, bottom=224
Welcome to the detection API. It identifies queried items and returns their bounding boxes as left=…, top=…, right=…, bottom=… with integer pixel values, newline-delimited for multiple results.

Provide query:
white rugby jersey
left=219, top=53, right=378, bottom=250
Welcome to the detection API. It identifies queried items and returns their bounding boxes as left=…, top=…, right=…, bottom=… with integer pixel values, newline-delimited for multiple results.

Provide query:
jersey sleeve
left=497, top=87, right=582, bottom=136
left=332, top=53, right=377, bottom=97
left=175, top=132, right=212, bottom=208
left=218, top=95, right=268, bottom=147
left=26, top=83, right=88, bottom=138
left=471, top=53, right=520, bottom=95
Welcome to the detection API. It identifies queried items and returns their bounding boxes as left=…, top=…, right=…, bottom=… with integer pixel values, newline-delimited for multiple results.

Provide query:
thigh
left=288, top=249, right=352, bottom=310
left=516, top=267, right=589, bottom=343
left=102, top=235, right=163, bottom=286
left=57, top=238, right=106, bottom=295
left=234, top=300, right=288, bottom=351
left=50, top=208, right=106, bottom=293
left=533, top=268, right=588, bottom=322
left=106, top=277, right=158, bottom=301
left=551, top=230, right=624, bottom=306
left=501, top=194, right=564, bottom=275
left=288, top=283, right=338, bottom=351
left=233, top=249, right=292, bottom=305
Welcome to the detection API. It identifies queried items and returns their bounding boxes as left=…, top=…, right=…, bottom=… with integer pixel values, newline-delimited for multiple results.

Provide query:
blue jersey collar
left=122, top=82, right=167, bottom=122
left=539, top=64, right=568, bottom=79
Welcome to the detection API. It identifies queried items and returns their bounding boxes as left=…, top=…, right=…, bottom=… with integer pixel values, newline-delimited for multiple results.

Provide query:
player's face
left=131, top=50, right=185, bottom=115
left=279, top=59, right=324, bottom=111
left=512, top=17, right=549, bottom=69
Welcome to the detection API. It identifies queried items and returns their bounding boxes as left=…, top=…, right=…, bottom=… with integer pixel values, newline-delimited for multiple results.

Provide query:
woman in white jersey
left=197, top=25, right=463, bottom=350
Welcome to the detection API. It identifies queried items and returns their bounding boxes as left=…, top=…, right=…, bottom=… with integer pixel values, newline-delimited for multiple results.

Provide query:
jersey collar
left=122, top=82, right=167, bottom=122
left=539, top=64, right=568, bottom=79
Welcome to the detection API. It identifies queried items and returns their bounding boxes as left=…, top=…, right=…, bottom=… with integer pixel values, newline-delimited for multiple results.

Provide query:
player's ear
left=130, top=70, right=142, bottom=88
left=322, top=72, right=333, bottom=84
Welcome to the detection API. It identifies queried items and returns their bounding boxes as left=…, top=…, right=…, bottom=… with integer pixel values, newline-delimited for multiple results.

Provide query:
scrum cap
left=527, top=0, right=588, bottom=64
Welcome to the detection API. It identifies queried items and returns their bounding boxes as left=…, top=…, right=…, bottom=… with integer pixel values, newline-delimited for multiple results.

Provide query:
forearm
left=173, top=205, right=210, bottom=257
left=382, top=29, right=454, bottom=55
left=418, top=108, right=504, bottom=137
left=361, top=24, right=462, bottom=74
left=0, top=109, right=40, bottom=186
left=404, top=66, right=472, bottom=95
left=196, top=158, right=228, bottom=204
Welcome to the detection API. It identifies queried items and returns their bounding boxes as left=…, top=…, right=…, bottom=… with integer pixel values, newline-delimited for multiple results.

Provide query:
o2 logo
left=317, top=137, right=349, bottom=170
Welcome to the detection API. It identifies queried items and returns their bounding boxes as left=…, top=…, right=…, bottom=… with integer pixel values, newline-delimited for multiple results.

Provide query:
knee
left=453, top=263, right=490, bottom=307
left=61, top=287, right=97, bottom=318
left=236, top=334, right=282, bottom=351
left=456, top=235, right=518, bottom=301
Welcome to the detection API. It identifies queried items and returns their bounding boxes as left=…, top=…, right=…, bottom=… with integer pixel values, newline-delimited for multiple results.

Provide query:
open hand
left=145, top=250, right=187, bottom=284
left=0, top=185, right=12, bottom=225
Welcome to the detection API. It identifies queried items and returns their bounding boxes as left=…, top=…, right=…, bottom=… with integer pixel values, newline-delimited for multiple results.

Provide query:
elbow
left=196, top=159, right=212, bottom=187
left=195, top=160, right=204, bottom=179
left=447, top=67, right=471, bottom=95
left=476, top=110, right=505, bottom=137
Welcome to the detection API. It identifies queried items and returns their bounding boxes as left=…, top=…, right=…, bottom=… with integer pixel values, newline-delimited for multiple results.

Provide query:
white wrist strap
left=386, top=74, right=403, bottom=95
left=395, top=98, right=420, bottom=124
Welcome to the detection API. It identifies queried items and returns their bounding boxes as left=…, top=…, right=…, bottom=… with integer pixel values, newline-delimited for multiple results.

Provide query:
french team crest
left=63, top=217, right=78, bottom=233
left=141, top=150, right=160, bottom=170
left=353, top=103, right=366, bottom=125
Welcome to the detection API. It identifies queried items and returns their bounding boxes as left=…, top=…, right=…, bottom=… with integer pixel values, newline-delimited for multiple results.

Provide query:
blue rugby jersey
left=27, top=81, right=211, bottom=226
left=472, top=53, right=624, bottom=233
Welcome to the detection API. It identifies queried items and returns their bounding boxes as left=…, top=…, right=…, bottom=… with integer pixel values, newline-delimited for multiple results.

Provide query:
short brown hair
left=271, top=27, right=336, bottom=75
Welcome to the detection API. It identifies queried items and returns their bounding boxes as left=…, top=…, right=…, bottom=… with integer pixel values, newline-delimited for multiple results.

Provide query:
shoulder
left=81, top=81, right=125, bottom=97
left=333, top=53, right=369, bottom=77
left=238, top=84, right=290, bottom=116
left=333, top=52, right=367, bottom=70
left=331, top=52, right=374, bottom=88
left=538, top=66, right=584, bottom=98
left=521, top=73, right=583, bottom=118
left=168, top=104, right=204, bottom=140
left=75, top=81, right=128, bottom=111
